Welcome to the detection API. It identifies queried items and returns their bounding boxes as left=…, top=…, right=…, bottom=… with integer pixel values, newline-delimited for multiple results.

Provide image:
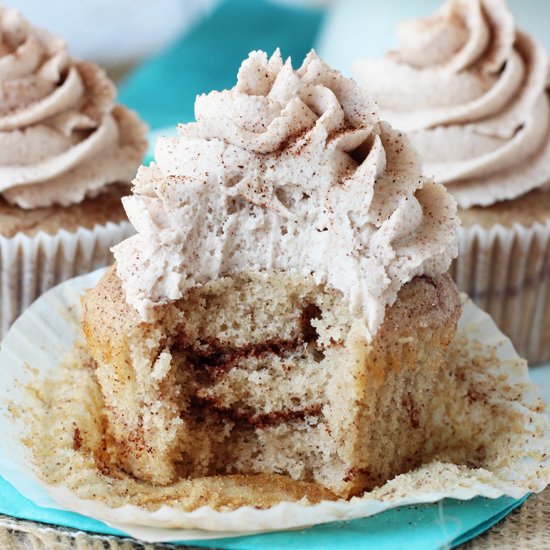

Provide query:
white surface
left=9, top=0, right=218, bottom=65
left=317, top=0, right=550, bottom=76
left=0, top=269, right=548, bottom=541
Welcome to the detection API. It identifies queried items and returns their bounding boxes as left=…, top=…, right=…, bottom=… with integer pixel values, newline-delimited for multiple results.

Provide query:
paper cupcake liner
left=451, top=221, right=550, bottom=365
left=0, top=268, right=548, bottom=543
left=0, top=222, right=134, bottom=340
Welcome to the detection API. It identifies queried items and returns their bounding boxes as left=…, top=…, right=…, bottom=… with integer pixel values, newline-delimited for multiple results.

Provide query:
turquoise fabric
left=0, top=475, right=527, bottom=548
left=118, top=0, right=325, bottom=129
left=188, top=498, right=527, bottom=549
left=0, top=1, right=535, bottom=547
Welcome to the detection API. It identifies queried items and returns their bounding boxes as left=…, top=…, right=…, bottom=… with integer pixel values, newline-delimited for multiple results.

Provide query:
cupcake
left=82, top=50, right=460, bottom=498
left=0, top=6, right=147, bottom=337
left=354, top=0, right=550, bottom=363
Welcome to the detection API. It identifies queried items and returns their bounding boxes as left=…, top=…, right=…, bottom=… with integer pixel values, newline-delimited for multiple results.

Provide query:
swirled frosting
left=114, top=50, right=458, bottom=338
left=0, top=6, right=147, bottom=209
left=354, top=0, right=550, bottom=209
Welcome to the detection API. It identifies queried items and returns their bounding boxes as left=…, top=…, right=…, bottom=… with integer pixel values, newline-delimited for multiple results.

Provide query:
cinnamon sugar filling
left=172, top=302, right=332, bottom=429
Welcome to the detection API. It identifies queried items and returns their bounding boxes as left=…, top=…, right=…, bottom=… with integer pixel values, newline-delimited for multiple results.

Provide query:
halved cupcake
left=0, top=6, right=147, bottom=337
left=354, top=0, right=550, bottom=363
left=82, top=50, right=459, bottom=498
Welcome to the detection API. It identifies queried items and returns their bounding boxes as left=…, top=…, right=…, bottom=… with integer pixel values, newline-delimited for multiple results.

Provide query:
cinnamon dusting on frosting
left=114, top=50, right=458, bottom=338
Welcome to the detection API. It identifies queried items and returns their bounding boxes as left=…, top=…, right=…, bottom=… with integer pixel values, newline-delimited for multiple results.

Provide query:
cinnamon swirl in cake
left=82, top=50, right=460, bottom=498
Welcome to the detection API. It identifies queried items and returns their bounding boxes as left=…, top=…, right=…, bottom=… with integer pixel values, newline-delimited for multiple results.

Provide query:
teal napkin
left=0, top=475, right=527, bottom=548
left=0, top=1, right=536, bottom=547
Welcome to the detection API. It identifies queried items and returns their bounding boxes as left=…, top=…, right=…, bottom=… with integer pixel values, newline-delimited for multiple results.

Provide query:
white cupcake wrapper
left=452, top=221, right=550, bottom=364
left=0, top=222, right=134, bottom=339
left=0, top=268, right=548, bottom=543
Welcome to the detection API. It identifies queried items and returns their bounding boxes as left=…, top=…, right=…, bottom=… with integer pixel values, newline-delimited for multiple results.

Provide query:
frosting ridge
left=0, top=6, right=147, bottom=208
left=354, top=0, right=550, bottom=208
left=114, top=50, right=458, bottom=338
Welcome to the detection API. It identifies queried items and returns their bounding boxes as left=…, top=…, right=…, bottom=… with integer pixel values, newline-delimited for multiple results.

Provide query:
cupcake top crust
left=355, top=0, right=550, bottom=209
left=114, top=50, right=458, bottom=339
left=0, top=6, right=147, bottom=209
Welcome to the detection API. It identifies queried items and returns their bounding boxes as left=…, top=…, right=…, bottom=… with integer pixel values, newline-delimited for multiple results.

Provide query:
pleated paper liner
left=0, top=221, right=134, bottom=339
left=451, top=220, right=550, bottom=365
left=0, top=268, right=548, bottom=543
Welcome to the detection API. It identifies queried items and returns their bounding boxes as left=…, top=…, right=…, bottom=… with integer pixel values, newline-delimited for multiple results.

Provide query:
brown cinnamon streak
left=191, top=396, right=323, bottom=429
left=175, top=303, right=324, bottom=376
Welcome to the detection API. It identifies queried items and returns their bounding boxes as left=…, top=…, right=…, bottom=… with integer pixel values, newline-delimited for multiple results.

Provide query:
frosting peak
left=0, top=7, right=147, bottom=209
left=114, top=50, right=458, bottom=338
left=355, top=0, right=550, bottom=209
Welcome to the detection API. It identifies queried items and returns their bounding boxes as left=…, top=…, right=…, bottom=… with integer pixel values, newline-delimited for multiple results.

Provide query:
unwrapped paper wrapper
left=451, top=220, right=550, bottom=365
left=0, top=222, right=134, bottom=339
left=0, top=268, right=548, bottom=543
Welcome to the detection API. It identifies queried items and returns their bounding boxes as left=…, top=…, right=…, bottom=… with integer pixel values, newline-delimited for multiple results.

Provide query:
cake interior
left=166, top=273, right=356, bottom=491
left=85, top=268, right=460, bottom=498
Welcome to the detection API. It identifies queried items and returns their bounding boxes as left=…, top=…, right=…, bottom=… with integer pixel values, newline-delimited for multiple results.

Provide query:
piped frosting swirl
left=0, top=6, right=147, bottom=209
left=355, top=0, right=550, bottom=208
left=114, top=50, right=458, bottom=338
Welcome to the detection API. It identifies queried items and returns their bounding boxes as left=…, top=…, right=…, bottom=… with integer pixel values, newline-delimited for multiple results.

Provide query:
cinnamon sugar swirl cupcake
left=355, top=0, right=550, bottom=363
left=82, top=51, right=460, bottom=498
left=0, top=7, right=147, bottom=337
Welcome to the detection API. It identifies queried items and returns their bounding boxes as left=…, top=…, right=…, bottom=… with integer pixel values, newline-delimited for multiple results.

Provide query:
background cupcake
left=354, top=0, right=550, bottom=364
left=0, top=6, right=147, bottom=338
